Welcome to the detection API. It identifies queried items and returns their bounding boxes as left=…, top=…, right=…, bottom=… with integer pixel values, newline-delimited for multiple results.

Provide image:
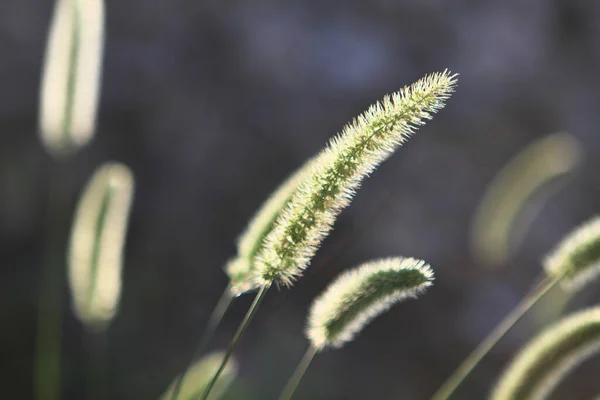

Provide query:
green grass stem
left=198, top=285, right=269, bottom=400
left=432, top=274, right=563, bottom=400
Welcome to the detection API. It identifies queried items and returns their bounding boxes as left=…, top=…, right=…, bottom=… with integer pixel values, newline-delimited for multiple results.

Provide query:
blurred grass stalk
left=431, top=273, right=564, bottom=400
left=35, top=1, right=105, bottom=398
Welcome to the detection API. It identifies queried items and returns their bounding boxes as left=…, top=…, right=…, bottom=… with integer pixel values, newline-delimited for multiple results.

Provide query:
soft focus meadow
left=3, top=1, right=600, bottom=400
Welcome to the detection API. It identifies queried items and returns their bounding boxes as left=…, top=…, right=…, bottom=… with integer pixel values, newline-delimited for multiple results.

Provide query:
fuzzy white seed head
left=254, top=71, right=456, bottom=287
left=40, top=0, right=105, bottom=157
left=225, top=157, right=317, bottom=296
left=471, top=132, right=581, bottom=268
left=543, top=216, right=600, bottom=291
left=306, top=257, right=434, bottom=351
left=491, top=307, right=600, bottom=400
left=68, top=162, right=134, bottom=330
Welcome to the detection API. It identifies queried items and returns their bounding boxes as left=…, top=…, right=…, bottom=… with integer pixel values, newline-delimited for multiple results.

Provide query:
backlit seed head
left=544, top=216, right=600, bottom=291
left=255, top=71, right=457, bottom=287
left=39, top=0, right=105, bottom=157
left=491, top=307, right=600, bottom=400
left=306, top=257, right=434, bottom=350
left=225, top=157, right=317, bottom=296
left=68, top=162, right=134, bottom=330
left=471, top=132, right=581, bottom=268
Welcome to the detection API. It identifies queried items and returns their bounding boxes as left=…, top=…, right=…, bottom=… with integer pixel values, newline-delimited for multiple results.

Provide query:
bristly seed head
left=544, top=216, right=600, bottom=291
left=306, top=257, right=434, bottom=351
left=225, top=156, right=317, bottom=296
left=491, top=306, right=600, bottom=400
left=254, top=71, right=457, bottom=287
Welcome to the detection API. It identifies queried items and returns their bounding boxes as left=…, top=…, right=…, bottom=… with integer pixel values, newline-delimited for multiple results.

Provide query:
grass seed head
left=40, top=0, right=105, bottom=157
left=254, top=71, right=457, bottom=287
left=306, top=257, right=434, bottom=350
left=68, top=162, right=134, bottom=330
left=491, top=307, right=600, bottom=400
left=225, top=157, right=317, bottom=295
left=544, top=216, right=600, bottom=291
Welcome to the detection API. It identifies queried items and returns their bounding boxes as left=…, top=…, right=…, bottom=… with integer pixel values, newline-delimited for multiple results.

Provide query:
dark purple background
left=2, top=1, right=600, bottom=399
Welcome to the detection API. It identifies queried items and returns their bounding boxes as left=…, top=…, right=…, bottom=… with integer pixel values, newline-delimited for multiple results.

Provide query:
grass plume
left=544, top=216, right=600, bottom=291
left=255, top=71, right=457, bottom=287
left=491, top=307, right=600, bottom=400
left=39, top=0, right=104, bottom=157
left=307, top=257, right=434, bottom=350
left=199, top=71, right=455, bottom=400
left=278, top=257, right=433, bottom=400
left=68, top=162, right=134, bottom=330
left=471, top=132, right=581, bottom=268
left=226, top=156, right=317, bottom=296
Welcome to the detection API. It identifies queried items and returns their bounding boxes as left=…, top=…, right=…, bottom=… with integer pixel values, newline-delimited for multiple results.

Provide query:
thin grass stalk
left=490, top=306, right=600, bottom=400
left=278, top=346, right=318, bottom=400
left=170, top=285, right=235, bottom=400
left=198, top=285, right=270, bottom=400
left=34, top=159, right=71, bottom=400
left=432, top=273, right=564, bottom=400
left=85, top=329, right=107, bottom=400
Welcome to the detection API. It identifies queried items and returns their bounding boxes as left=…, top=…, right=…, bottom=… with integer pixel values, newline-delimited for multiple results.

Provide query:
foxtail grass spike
left=471, top=132, right=581, bottom=268
left=307, top=257, right=434, bottom=350
left=491, top=307, right=600, bottom=400
left=226, top=156, right=316, bottom=295
left=255, top=71, right=457, bottom=287
left=544, top=216, right=600, bottom=291
left=161, top=352, right=238, bottom=400
left=68, top=162, right=134, bottom=330
left=39, top=0, right=105, bottom=157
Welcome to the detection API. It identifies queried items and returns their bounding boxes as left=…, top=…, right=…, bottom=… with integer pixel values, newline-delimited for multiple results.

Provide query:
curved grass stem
left=431, top=273, right=563, bottom=400
left=278, top=346, right=317, bottom=400
left=198, top=285, right=269, bottom=400
left=170, top=286, right=234, bottom=400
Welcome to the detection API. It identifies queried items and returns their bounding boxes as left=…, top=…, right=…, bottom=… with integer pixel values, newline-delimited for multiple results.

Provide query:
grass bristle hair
left=255, top=71, right=457, bottom=287
left=491, top=306, right=600, bottom=400
left=544, top=216, right=600, bottom=291
left=306, top=257, right=434, bottom=350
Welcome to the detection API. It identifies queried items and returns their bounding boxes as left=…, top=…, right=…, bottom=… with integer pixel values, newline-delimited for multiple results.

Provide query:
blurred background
left=3, top=0, right=600, bottom=399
